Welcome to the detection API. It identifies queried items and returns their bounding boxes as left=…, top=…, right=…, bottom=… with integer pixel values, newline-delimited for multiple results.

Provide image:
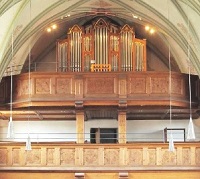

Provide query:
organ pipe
left=57, top=18, right=146, bottom=73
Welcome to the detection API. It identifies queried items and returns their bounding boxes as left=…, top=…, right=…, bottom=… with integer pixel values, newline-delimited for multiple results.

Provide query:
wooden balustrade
left=0, top=142, right=200, bottom=171
left=0, top=71, right=198, bottom=108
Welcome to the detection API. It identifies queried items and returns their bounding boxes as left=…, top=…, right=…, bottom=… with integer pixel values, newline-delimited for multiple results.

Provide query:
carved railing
left=0, top=71, right=198, bottom=108
left=0, top=142, right=200, bottom=171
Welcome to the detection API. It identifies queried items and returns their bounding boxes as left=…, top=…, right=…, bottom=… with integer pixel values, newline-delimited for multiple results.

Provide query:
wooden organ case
left=57, top=18, right=146, bottom=72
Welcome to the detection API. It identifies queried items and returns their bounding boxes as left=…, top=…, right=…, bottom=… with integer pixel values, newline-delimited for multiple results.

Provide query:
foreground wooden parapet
left=0, top=142, right=200, bottom=171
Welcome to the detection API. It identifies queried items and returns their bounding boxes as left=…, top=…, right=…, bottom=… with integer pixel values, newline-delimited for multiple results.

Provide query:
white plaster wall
left=0, top=120, right=76, bottom=142
left=0, top=119, right=200, bottom=143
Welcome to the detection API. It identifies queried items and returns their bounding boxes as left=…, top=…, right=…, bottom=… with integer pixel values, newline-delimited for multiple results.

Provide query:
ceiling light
left=47, top=28, right=51, bottom=32
left=133, top=15, right=138, bottom=19
left=150, top=29, right=155, bottom=34
left=145, top=26, right=150, bottom=31
left=51, top=24, right=57, bottom=29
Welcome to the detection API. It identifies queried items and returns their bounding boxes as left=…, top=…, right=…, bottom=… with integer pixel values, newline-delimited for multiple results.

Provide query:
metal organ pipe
left=100, top=27, right=102, bottom=65
left=127, top=32, right=130, bottom=71
left=70, top=33, right=73, bottom=71
left=121, top=33, right=124, bottom=71
left=77, top=32, right=79, bottom=72
left=105, top=28, right=108, bottom=64
left=96, top=28, right=99, bottom=64
left=103, top=27, right=105, bottom=65
left=136, top=43, right=139, bottom=71
left=74, top=32, right=77, bottom=71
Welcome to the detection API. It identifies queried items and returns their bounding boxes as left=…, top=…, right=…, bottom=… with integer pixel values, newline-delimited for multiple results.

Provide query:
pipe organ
left=57, top=18, right=146, bottom=72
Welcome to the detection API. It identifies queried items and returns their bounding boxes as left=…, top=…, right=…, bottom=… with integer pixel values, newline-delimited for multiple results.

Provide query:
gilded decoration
left=129, top=77, right=146, bottom=94
left=56, top=78, right=71, bottom=94
left=26, top=149, right=41, bottom=165
left=0, top=149, right=7, bottom=165
left=182, top=148, right=191, bottom=165
left=162, top=149, right=176, bottom=165
left=47, top=148, right=55, bottom=165
left=151, top=77, right=168, bottom=94
left=104, top=148, right=119, bottom=165
left=86, top=78, right=114, bottom=94
left=60, top=148, right=75, bottom=165
left=35, top=78, right=50, bottom=94
left=83, top=148, right=98, bottom=166
left=128, top=149, right=143, bottom=165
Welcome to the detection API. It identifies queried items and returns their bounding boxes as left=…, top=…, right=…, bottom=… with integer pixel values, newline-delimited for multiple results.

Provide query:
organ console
left=57, top=17, right=146, bottom=72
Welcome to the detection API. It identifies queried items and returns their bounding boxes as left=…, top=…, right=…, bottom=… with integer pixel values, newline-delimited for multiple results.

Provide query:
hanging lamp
left=167, top=0, right=174, bottom=152
left=25, top=0, right=32, bottom=150
left=168, top=45, right=174, bottom=152
left=7, top=23, right=15, bottom=139
left=186, top=38, right=195, bottom=140
left=186, top=4, right=195, bottom=140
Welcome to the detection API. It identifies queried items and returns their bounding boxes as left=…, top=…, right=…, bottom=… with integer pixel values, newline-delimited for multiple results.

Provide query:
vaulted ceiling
left=0, top=0, right=200, bottom=79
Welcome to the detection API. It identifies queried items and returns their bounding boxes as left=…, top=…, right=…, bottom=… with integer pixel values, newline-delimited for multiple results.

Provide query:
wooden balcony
left=0, top=71, right=199, bottom=121
left=0, top=142, right=200, bottom=171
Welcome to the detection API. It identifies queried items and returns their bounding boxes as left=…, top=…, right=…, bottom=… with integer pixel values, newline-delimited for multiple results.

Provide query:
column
left=118, top=101, right=127, bottom=144
left=75, top=101, right=85, bottom=143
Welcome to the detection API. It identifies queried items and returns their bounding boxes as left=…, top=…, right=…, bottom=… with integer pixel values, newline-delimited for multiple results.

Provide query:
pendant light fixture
left=25, top=0, right=32, bottom=150
left=168, top=45, right=174, bottom=152
left=7, top=5, right=15, bottom=139
left=7, top=60, right=14, bottom=139
left=167, top=0, right=174, bottom=152
left=186, top=4, right=195, bottom=141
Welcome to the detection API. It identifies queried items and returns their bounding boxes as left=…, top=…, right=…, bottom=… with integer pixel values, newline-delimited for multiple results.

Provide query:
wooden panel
left=83, top=148, right=99, bottom=166
left=129, top=77, right=147, bottom=94
left=0, top=172, right=200, bottom=179
left=0, top=72, right=197, bottom=108
left=55, top=77, right=73, bottom=94
left=26, top=148, right=41, bottom=166
left=0, top=78, right=6, bottom=103
left=127, top=148, right=143, bottom=166
left=35, top=78, right=51, bottom=94
left=0, top=143, right=200, bottom=170
left=85, top=173, right=118, bottom=179
left=129, top=171, right=200, bottom=179
left=46, top=148, right=55, bottom=165
left=104, top=148, right=120, bottom=166
left=150, top=77, right=169, bottom=94
left=0, top=172, right=74, bottom=179
left=85, top=77, right=116, bottom=95
left=0, top=148, right=8, bottom=166
left=171, top=77, right=183, bottom=95
left=60, top=148, right=75, bottom=166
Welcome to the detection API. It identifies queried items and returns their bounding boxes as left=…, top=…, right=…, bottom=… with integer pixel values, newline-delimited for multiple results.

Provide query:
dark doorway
left=90, top=128, right=117, bottom=143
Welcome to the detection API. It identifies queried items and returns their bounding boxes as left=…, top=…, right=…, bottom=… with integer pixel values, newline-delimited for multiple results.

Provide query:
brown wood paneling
left=0, top=142, right=200, bottom=170
left=0, top=72, right=198, bottom=109
left=129, top=171, right=200, bottom=179
left=0, top=172, right=74, bottom=179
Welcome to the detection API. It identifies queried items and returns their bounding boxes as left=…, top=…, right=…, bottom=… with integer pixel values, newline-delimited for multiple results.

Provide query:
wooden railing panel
left=0, top=72, right=198, bottom=108
left=0, top=143, right=200, bottom=170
